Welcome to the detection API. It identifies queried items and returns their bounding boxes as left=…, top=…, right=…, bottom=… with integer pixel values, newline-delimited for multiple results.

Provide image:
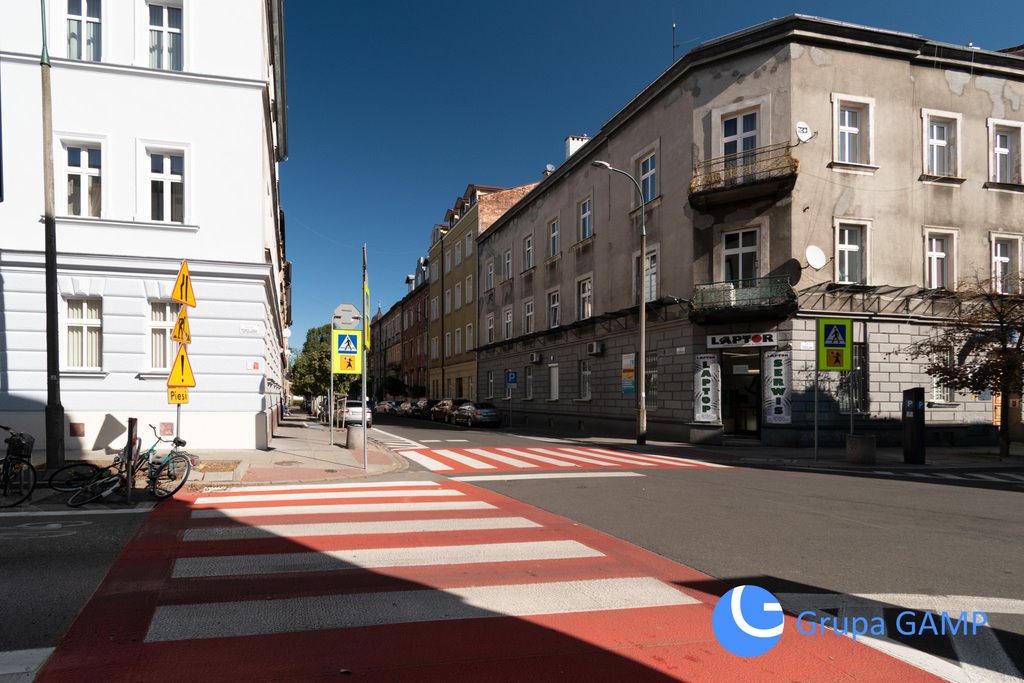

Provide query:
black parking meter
left=902, top=388, right=925, bottom=464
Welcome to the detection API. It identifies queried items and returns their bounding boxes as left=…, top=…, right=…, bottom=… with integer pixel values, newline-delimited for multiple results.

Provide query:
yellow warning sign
left=331, top=329, right=362, bottom=375
left=167, top=345, right=197, bottom=387
left=167, top=388, right=189, bottom=404
left=171, top=307, right=191, bottom=344
left=172, top=260, right=197, bottom=307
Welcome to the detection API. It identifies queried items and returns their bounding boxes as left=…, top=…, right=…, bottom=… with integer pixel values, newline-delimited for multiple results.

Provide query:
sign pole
left=362, top=245, right=368, bottom=470
left=814, top=322, right=819, bottom=462
left=329, top=328, right=334, bottom=446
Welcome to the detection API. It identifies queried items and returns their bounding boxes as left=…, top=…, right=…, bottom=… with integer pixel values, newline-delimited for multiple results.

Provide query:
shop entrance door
left=722, top=349, right=761, bottom=436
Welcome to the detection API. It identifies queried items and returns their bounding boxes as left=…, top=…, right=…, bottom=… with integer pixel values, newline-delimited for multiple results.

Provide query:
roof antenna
left=672, top=10, right=680, bottom=62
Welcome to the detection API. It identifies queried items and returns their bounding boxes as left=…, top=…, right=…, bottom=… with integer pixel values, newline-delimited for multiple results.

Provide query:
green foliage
left=290, top=325, right=350, bottom=399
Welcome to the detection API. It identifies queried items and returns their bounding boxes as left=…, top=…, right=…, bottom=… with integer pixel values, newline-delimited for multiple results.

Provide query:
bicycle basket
left=8, top=434, right=35, bottom=458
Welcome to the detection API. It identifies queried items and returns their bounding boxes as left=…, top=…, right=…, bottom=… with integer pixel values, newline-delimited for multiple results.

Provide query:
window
left=430, top=260, right=438, bottom=283
left=831, top=95, right=874, bottom=166
left=836, top=223, right=865, bottom=284
left=67, top=0, right=101, bottom=61
left=549, top=218, right=560, bottom=257
left=723, top=229, right=758, bottom=282
left=525, top=366, right=534, bottom=399
left=639, top=152, right=656, bottom=202
left=465, top=275, right=473, bottom=303
left=431, top=336, right=438, bottom=360
left=838, top=343, right=870, bottom=413
left=430, top=297, right=438, bottom=320
left=465, top=234, right=473, bottom=256
left=66, top=298, right=101, bottom=369
left=444, top=250, right=451, bottom=273
left=466, top=323, right=473, bottom=350
left=454, top=283, right=462, bottom=310
left=548, top=364, right=560, bottom=401
left=486, top=314, right=495, bottom=344
left=547, top=289, right=560, bottom=328
left=444, top=333, right=451, bottom=357
left=645, top=351, right=658, bottom=410
left=444, top=289, right=451, bottom=314
left=989, top=119, right=1024, bottom=185
left=576, top=277, right=593, bottom=320
left=503, top=307, right=513, bottom=339
left=486, top=260, right=494, bottom=290
left=503, top=250, right=512, bottom=280
left=487, top=370, right=494, bottom=398
left=922, top=110, right=962, bottom=178
left=579, top=359, right=592, bottom=400
left=65, top=144, right=101, bottom=218
left=454, top=241, right=462, bottom=265
left=634, top=249, right=658, bottom=304
left=723, top=110, right=758, bottom=160
left=523, top=235, right=534, bottom=270
left=455, top=328, right=462, bottom=355
left=150, top=301, right=180, bottom=369
left=993, top=237, right=1019, bottom=293
left=149, top=151, right=184, bottom=223
left=523, top=299, right=534, bottom=334
left=931, top=348, right=954, bottom=404
left=148, top=4, right=183, bottom=71
left=578, top=198, right=593, bottom=240
left=925, top=230, right=957, bottom=289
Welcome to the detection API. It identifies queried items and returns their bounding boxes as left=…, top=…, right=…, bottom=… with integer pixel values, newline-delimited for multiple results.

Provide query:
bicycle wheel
left=67, top=471, right=124, bottom=508
left=0, top=458, right=37, bottom=507
left=49, top=463, right=102, bottom=492
left=150, top=453, right=192, bottom=499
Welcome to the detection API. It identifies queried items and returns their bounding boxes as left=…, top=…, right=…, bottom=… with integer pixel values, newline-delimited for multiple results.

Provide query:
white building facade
left=0, top=0, right=290, bottom=453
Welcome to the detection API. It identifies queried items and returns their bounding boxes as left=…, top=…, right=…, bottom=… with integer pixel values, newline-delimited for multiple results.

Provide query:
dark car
left=452, top=401, right=501, bottom=427
left=430, top=398, right=470, bottom=424
left=410, top=398, right=438, bottom=419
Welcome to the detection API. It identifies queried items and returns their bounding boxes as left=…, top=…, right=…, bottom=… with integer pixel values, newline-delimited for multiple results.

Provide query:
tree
left=290, top=325, right=350, bottom=404
left=904, top=276, right=1024, bottom=457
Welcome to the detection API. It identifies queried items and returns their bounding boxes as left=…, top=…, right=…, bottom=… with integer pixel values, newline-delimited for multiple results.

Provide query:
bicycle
left=0, top=425, right=37, bottom=508
left=67, top=425, right=194, bottom=507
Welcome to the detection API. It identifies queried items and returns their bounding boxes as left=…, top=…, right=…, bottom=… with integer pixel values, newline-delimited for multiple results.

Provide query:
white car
left=337, top=399, right=372, bottom=427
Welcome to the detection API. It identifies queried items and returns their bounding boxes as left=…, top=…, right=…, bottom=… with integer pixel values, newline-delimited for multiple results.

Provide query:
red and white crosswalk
left=398, top=445, right=733, bottom=473
left=37, top=480, right=938, bottom=682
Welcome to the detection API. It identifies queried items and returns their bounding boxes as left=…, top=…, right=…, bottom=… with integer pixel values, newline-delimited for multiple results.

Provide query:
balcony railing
left=689, top=143, right=798, bottom=207
left=691, top=276, right=796, bottom=310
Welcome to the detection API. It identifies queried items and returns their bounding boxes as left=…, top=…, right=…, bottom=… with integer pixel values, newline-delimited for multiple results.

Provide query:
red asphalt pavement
left=36, top=480, right=941, bottom=682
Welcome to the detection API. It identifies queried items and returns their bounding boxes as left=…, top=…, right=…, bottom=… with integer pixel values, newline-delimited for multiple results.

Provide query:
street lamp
left=592, top=160, right=648, bottom=445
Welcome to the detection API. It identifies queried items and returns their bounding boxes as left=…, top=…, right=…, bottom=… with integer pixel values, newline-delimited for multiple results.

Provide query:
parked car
left=337, top=399, right=372, bottom=427
left=430, top=398, right=471, bottom=424
left=396, top=401, right=414, bottom=417
left=414, top=399, right=439, bottom=419
left=452, top=401, right=501, bottom=427
left=374, top=400, right=394, bottom=415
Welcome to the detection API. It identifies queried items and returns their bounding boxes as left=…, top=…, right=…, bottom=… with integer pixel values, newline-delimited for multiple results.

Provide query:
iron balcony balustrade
left=689, top=275, right=798, bottom=324
left=688, top=142, right=798, bottom=210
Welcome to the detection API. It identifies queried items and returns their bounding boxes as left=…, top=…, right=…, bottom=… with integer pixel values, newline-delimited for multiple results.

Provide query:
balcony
left=689, top=276, right=797, bottom=324
left=689, top=143, right=798, bottom=210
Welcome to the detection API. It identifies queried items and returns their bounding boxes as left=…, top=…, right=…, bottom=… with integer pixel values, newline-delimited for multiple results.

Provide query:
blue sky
left=280, top=0, right=1024, bottom=347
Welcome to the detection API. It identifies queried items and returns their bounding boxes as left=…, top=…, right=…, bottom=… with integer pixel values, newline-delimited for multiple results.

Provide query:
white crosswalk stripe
left=193, top=488, right=464, bottom=505
left=183, top=516, right=540, bottom=542
left=395, top=445, right=735, bottom=473
left=465, top=448, right=539, bottom=468
left=191, top=500, right=496, bottom=519
left=496, top=447, right=578, bottom=467
left=431, top=449, right=497, bottom=469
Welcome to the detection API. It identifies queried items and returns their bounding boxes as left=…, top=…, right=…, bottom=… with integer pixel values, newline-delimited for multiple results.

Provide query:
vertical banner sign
left=694, top=353, right=720, bottom=422
left=332, top=329, right=362, bottom=374
left=763, top=351, right=792, bottom=424
left=621, top=353, right=636, bottom=395
left=817, top=318, right=852, bottom=371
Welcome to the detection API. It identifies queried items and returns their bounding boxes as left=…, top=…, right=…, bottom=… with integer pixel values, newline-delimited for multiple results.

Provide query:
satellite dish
left=805, top=245, right=827, bottom=270
left=795, top=121, right=813, bottom=143
left=545, top=164, right=556, bottom=173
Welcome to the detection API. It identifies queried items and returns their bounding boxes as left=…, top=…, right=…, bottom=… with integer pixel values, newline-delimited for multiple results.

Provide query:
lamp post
left=592, top=160, right=647, bottom=445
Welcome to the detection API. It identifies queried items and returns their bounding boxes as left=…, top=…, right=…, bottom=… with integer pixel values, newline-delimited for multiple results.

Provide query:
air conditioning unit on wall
left=528, top=352, right=542, bottom=364
left=586, top=341, right=604, bottom=355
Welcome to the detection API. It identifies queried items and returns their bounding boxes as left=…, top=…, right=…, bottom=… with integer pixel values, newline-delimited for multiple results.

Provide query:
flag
left=363, top=246, right=370, bottom=350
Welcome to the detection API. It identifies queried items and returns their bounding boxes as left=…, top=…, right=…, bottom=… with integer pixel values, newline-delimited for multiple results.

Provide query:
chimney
left=565, top=134, right=590, bottom=160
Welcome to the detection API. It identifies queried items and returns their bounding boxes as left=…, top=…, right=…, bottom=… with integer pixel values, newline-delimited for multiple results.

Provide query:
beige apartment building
left=427, top=184, right=536, bottom=400
left=476, top=15, right=1024, bottom=446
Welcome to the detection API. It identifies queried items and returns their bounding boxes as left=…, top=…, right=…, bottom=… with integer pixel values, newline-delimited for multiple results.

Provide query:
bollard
left=345, top=425, right=363, bottom=450
left=846, top=433, right=876, bottom=464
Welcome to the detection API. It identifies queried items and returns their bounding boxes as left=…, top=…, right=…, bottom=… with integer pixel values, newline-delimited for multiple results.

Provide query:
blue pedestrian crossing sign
left=332, top=329, right=362, bottom=375
left=817, top=318, right=852, bottom=371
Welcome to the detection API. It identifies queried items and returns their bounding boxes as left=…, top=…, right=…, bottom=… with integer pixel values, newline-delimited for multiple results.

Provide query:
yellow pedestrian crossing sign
left=817, top=318, right=852, bottom=371
left=171, top=307, right=191, bottom=344
left=172, top=260, right=196, bottom=307
left=332, top=329, right=362, bottom=375
left=167, top=345, right=197, bottom=387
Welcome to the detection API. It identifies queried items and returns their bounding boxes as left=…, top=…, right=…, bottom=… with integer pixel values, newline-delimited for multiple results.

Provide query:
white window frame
left=503, top=306, right=513, bottom=340
left=145, top=145, right=187, bottom=223
left=988, top=118, right=1024, bottom=186
left=924, top=227, right=959, bottom=290
left=578, top=197, right=593, bottom=240
left=454, top=241, right=462, bottom=265
left=579, top=359, right=592, bottom=400
left=65, top=297, right=102, bottom=370
left=523, top=234, right=534, bottom=270
left=720, top=227, right=760, bottom=283
left=454, top=282, right=462, bottom=310
left=722, top=109, right=759, bottom=160
left=503, top=250, right=513, bottom=280
left=455, top=328, right=462, bottom=355
left=465, top=275, right=473, bottom=303
left=466, top=323, right=473, bottom=350
left=147, top=2, right=184, bottom=71
left=486, top=260, right=494, bottom=290
left=991, top=233, right=1022, bottom=294
left=486, top=314, right=495, bottom=344
left=523, top=299, right=534, bottom=334
left=630, top=142, right=660, bottom=205
left=67, top=0, right=102, bottom=61
left=444, top=250, right=451, bottom=273
left=430, top=259, right=438, bottom=283
left=444, top=332, right=451, bottom=357
left=921, top=109, right=963, bottom=179
left=831, top=93, right=876, bottom=169
left=632, top=245, right=659, bottom=304
left=710, top=96, right=769, bottom=165
left=430, top=336, right=438, bottom=360
left=430, top=297, right=438, bottom=321
left=576, top=275, right=593, bottom=321
left=487, top=370, right=494, bottom=399
left=833, top=218, right=871, bottom=285
left=62, top=138, right=103, bottom=218
left=149, top=300, right=180, bottom=371
left=547, top=288, right=560, bottom=328
left=465, top=234, right=473, bottom=256
left=548, top=217, right=560, bottom=257
left=548, top=363, right=560, bottom=401
left=444, top=289, right=451, bottom=314
left=525, top=366, right=534, bottom=400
